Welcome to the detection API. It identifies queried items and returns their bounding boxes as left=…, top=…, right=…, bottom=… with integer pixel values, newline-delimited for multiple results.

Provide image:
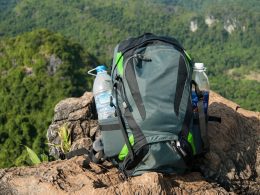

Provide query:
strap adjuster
left=171, top=141, right=187, bottom=157
left=176, top=140, right=187, bottom=157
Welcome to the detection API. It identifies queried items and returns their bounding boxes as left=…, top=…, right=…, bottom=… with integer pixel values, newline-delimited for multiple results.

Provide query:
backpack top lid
left=118, top=33, right=184, bottom=53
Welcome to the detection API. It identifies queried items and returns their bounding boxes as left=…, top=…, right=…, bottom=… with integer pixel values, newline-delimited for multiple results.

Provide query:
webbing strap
left=179, top=89, right=193, bottom=163
left=116, top=76, right=148, bottom=153
left=198, top=101, right=209, bottom=150
left=208, top=115, right=221, bottom=123
left=100, top=124, right=121, bottom=131
left=116, top=78, right=148, bottom=172
left=124, top=109, right=148, bottom=152
left=64, top=148, right=101, bottom=163
left=114, top=82, right=135, bottom=161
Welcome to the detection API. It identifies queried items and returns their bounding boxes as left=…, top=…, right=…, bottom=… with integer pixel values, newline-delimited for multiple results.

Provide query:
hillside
left=0, top=0, right=259, bottom=111
left=0, top=29, right=95, bottom=168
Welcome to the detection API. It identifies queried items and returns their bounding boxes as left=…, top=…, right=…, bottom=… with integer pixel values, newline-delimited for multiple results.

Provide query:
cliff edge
left=0, top=91, right=259, bottom=194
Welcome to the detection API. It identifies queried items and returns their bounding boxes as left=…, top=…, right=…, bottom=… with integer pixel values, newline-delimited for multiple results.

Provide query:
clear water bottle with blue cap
left=192, top=63, right=210, bottom=114
left=88, top=65, right=115, bottom=120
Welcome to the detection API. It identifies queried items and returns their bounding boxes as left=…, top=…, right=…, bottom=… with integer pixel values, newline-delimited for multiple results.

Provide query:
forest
left=0, top=0, right=259, bottom=167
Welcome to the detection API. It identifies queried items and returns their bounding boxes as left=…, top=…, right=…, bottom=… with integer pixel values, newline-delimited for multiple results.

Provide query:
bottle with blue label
left=192, top=63, right=210, bottom=114
left=88, top=65, right=115, bottom=120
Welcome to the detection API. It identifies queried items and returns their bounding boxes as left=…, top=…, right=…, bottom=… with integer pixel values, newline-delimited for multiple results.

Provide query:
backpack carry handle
left=88, top=65, right=108, bottom=76
left=87, top=68, right=97, bottom=76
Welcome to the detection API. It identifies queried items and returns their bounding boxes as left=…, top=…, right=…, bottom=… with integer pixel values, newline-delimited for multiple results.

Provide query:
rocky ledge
left=0, top=91, right=259, bottom=194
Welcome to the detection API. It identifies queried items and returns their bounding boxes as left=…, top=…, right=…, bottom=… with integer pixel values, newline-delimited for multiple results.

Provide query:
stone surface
left=201, top=91, right=260, bottom=194
left=47, top=92, right=99, bottom=158
left=0, top=156, right=229, bottom=195
left=70, top=138, right=93, bottom=151
left=47, top=54, right=62, bottom=75
left=1, top=91, right=258, bottom=194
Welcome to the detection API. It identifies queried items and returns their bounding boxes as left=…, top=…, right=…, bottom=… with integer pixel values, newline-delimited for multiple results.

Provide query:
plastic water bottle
left=89, top=65, right=115, bottom=120
left=192, top=63, right=210, bottom=114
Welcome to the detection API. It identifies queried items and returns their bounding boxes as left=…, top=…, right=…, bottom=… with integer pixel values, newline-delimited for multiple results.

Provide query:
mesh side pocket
left=99, top=117, right=125, bottom=157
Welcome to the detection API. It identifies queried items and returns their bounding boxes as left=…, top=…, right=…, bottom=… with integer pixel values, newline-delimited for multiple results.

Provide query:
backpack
left=99, top=33, right=219, bottom=177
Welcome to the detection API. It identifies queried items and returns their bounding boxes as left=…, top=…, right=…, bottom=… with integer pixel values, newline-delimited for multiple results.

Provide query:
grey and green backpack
left=99, top=33, right=220, bottom=177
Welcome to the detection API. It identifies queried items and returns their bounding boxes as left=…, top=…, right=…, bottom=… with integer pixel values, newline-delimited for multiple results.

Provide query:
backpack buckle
left=176, top=141, right=187, bottom=157
left=171, top=140, right=187, bottom=157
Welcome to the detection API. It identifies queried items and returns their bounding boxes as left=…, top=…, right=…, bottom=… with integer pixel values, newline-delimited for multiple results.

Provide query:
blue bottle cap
left=96, top=65, right=107, bottom=73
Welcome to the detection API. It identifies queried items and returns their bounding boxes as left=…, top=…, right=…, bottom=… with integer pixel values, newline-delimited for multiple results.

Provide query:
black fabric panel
left=123, top=145, right=149, bottom=174
left=123, top=109, right=148, bottom=171
left=124, top=109, right=147, bottom=151
left=100, top=124, right=121, bottom=131
left=118, top=33, right=184, bottom=53
left=181, top=96, right=193, bottom=139
left=125, top=58, right=146, bottom=120
left=174, top=55, right=188, bottom=116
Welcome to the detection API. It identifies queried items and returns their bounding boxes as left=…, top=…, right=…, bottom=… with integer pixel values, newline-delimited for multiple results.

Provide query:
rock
left=190, top=20, right=198, bottom=32
left=47, top=54, right=62, bottom=75
left=70, top=138, right=92, bottom=151
left=0, top=156, right=228, bottom=194
left=89, top=123, right=99, bottom=138
left=23, top=90, right=259, bottom=194
left=47, top=92, right=98, bottom=158
left=202, top=91, right=260, bottom=193
left=53, top=92, right=94, bottom=121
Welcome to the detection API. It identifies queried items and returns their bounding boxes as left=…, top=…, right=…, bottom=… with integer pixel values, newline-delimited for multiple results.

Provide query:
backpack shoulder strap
left=112, top=78, right=135, bottom=161
left=197, top=100, right=209, bottom=151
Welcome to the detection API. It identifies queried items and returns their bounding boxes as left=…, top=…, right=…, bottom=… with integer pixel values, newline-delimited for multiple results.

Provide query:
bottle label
left=192, top=91, right=209, bottom=114
left=95, top=92, right=111, bottom=106
left=192, top=91, right=198, bottom=111
left=95, top=91, right=115, bottom=120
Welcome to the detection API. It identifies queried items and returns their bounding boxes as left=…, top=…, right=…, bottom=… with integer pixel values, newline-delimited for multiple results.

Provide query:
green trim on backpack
left=118, top=134, right=134, bottom=161
left=184, top=50, right=193, bottom=67
left=188, top=132, right=196, bottom=155
left=184, top=50, right=191, bottom=61
left=116, top=52, right=124, bottom=76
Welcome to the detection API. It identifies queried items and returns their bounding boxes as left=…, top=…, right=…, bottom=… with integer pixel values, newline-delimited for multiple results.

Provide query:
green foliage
left=47, top=123, right=72, bottom=153
left=0, top=29, right=96, bottom=168
left=25, top=145, right=49, bottom=165
left=58, top=124, right=72, bottom=153
left=25, top=146, right=41, bottom=165
left=40, top=153, right=49, bottom=162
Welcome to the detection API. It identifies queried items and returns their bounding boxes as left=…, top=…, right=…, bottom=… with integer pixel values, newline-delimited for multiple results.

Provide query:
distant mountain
left=0, top=29, right=96, bottom=167
left=0, top=0, right=259, bottom=66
